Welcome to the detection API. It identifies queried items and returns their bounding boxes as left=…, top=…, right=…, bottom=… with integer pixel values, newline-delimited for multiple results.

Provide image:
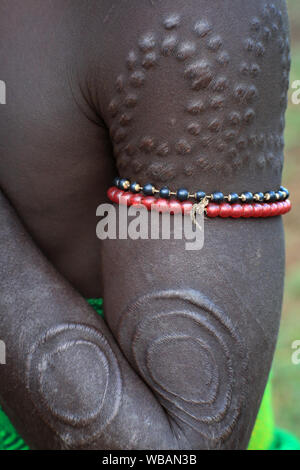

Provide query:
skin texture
left=0, top=0, right=289, bottom=449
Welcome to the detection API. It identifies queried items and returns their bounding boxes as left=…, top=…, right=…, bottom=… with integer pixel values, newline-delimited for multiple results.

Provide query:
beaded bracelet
left=112, top=177, right=290, bottom=203
left=108, top=186, right=291, bottom=218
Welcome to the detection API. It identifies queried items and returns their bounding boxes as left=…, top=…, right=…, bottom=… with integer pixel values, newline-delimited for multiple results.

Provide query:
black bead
left=195, top=191, right=206, bottom=202
left=130, top=182, right=140, bottom=193
left=159, top=186, right=171, bottom=199
left=228, top=192, right=239, bottom=204
left=143, top=183, right=155, bottom=196
left=265, top=190, right=276, bottom=202
left=277, top=190, right=285, bottom=201
left=113, top=177, right=120, bottom=188
left=242, top=191, right=253, bottom=203
left=255, top=192, right=264, bottom=202
left=177, top=188, right=189, bottom=201
left=280, top=186, right=289, bottom=198
left=211, top=192, right=224, bottom=203
left=119, top=178, right=130, bottom=190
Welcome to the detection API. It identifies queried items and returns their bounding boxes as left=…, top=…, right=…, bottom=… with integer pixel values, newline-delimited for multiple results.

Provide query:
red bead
left=130, top=194, right=143, bottom=205
left=270, top=202, right=279, bottom=217
left=276, top=201, right=284, bottom=214
left=285, top=199, right=291, bottom=214
left=253, top=203, right=263, bottom=217
left=242, top=204, right=254, bottom=218
left=169, top=200, right=182, bottom=214
left=142, top=196, right=156, bottom=210
left=119, top=192, right=133, bottom=205
left=206, top=203, right=220, bottom=217
left=262, top=203, right=271, bottom=217
left=112, top=189, right=124, bottom=203
left=181, top=201, right=193, bottom=214
left=282, top=201, right=288, bottom=214
left=107, top=186, right=117, bottom=201
left=219, top=203, right=232, bottom=218
left=276, top=202, right=284, bottom=215
left=231, top=204, right=243, bottom=218
left=153, top=198, right=170, bottom=213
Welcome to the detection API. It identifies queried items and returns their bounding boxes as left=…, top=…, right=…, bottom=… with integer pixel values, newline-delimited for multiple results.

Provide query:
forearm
left=0, top=192, right=177, bottom=449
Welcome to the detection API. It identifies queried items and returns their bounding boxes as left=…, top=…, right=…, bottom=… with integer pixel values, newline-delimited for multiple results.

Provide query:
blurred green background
left=272, top=0, right=300, bottom=439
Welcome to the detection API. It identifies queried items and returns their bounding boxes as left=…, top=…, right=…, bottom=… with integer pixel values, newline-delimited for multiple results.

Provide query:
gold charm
left=191, top=196, right=209, bottom=230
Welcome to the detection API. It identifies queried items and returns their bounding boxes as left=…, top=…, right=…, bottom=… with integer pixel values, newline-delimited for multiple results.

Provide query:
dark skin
left=0, top=0, right=289, bottom=449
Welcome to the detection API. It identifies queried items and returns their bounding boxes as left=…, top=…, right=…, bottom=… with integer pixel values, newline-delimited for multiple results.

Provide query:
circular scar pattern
left=25, top=323, right=122, bottom=448
left=108, top=6, right=290, bottom=181
left=117, top=290, right=248, bottom=444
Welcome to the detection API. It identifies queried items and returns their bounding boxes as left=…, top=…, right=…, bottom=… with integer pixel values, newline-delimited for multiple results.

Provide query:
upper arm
left=91, top=0, right=289, bottom=193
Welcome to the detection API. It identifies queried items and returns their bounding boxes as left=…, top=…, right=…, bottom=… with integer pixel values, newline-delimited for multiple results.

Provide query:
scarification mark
left=163, top=14, right=181, bottom=30
left=156, top=142, right=170, bottom=156
left=256, top=154, right=266, bottom=169
left=116, top=75, right=125, bottom=92
left=117, top=290, right=248, bottom=444
left=250, top=63, right=261, bottom=78
left=113, top=127, right=127, bottom=143
left=119, top=113, right=132, bottom=126
left=245, top=38, right=255, bottom=52
left=236, top=137, right=247, bottom=150
left=211, top=76, right=228, bottom=92
left=139, top=136, right=156, bottom=153
left=250, top=17, right=261, bottom=32
left=244, top=108, right=255, bottom=124
left=129, top=71, right=146, bottom=88
left=240, top=62, right=250, bottom=76
left=216, top=51, right=230, bottom=66
left=216, top=141, right=227, bottom=153
left=176, top=42, right=196, bottom=61
left=184, top=164, right=195, bottom=176
left=142, top=52, right=158, bottom=69
left=184, top=60, right=213, bottom=90
left=194, top=20, right=212, bottom=38
left=126, top=51, right=138, bottom=71
left=139, top=33, right=156, bottom=52
left=26, top=324, right=122, bottom=447
left=187, top=122, right=201, bottom=136
left=234, top=84, right=258, bottom=103
left=186, top=99, right=206, bottom=115
left=208, top=118, right=222, bottom=133
left=161, top=35, right=178, bottom=56
left=224, top=129, right=237, bottom=142
left=147, top=162, right=176, bottom=181
left=199, top=134, right=212, bottom=148
left=228, top=111, right=241, bottom=126
left=175, top=139, right=192, bottom=155
left=207, top=36, right=223, bottom=52
left=124, top=93, right=138, bottom=108
left=210, top=95, right=225, bottom=109
left=263, top=26, right=272, bottom=41
left=254, top=42, right=265, bottom=57
left=108, top=99, right=120, bottom=117
left=196, top=156, right=211, bottom=170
